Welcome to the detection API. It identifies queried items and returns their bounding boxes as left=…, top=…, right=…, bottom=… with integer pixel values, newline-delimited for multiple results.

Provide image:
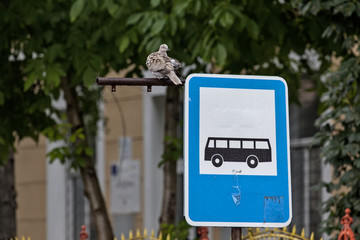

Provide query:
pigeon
left=146, top=44, right=182, bottom=85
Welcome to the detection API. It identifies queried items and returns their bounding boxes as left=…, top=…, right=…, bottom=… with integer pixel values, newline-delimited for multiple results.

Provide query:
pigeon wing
left=170, top=57, right=181, bottom=69
left=164, top=58, right=182, bottom=85
left=170, top=57, right=181, bottom=76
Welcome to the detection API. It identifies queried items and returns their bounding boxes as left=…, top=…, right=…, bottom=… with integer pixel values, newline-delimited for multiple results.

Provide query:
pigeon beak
left=167, top=48, right=171, bottom=51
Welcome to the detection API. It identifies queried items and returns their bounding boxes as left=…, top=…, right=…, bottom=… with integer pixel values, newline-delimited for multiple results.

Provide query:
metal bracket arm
left=96, top=77, right=185, bottom=92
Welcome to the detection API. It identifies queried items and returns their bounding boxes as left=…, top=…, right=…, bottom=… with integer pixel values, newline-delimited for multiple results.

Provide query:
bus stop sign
left=184, top=74, right=292, bottom=227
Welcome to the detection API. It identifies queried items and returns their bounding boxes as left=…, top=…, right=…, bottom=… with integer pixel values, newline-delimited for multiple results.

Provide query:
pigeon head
left=159, top=44, right=169, bottom=53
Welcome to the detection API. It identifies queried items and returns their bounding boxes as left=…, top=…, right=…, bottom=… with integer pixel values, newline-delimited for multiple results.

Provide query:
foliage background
left=295, top=0, right=360, bottom=236
left=1, top=0, right=360, bottom=238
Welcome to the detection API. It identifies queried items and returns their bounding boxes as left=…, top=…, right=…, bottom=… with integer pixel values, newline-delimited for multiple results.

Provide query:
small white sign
left=110, top=160, right=140, bottom=214
left=199, top=87, right=277, bottom=176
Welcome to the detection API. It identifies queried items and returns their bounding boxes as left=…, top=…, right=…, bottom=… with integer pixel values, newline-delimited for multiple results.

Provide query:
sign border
left=184, top=73, right=292, bottom=227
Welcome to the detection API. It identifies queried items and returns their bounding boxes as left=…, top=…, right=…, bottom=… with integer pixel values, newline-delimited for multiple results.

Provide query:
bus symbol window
left=204, top=137, right=271, bottom=168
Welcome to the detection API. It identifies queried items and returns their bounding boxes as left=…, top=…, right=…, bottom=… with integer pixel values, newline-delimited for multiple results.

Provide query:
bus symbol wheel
left=211, top=154, right=224, bottom=167
left=246, top=155, right=259, bottom=168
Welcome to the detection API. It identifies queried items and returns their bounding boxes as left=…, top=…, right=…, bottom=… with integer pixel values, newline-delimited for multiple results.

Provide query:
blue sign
left=184, top=74, right=292, bottom=227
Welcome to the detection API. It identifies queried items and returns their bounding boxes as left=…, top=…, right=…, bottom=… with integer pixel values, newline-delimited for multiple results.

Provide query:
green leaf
left=47, top=69, right=60, bottom=87
left=83, top=67, right=96, bottom=87
left=118, top=36, right=130, bottom=53
left=88, top=54, right=102, bottom=71
left=69, top=133, right=77, bottom=143
left=334, top=2, right=356, bottom=17
left=107, top=2, right=119, bottom=17
left=151, top=0, right=161, bottom=8
left=212, top=4, right=223, bottom=23
left=151, top=19, right=166, bottom=35
left=219, top=12, right=234, bottom=28
left=300, top=2, right=311, bottom=14
left=74, top=157, right=86, bottom=168
left=128, top=30, right=138, bottom=44
left=215, top=43, right=227, bottom=66
left=70, top=0, right=85, bottom=22
left=91, top=29, right=103, bottom=44
left=203, top=38, right=216, bottom=61
left=47, top=147, right=70, bottom=164
left=126, top=13, right=143, bottom=25
left=77, top=132, right=85, bottom=140
left=46, top=64, right=65, bottom=88
left=24, top=73, right=36, bottom=91
left=172, top=0, right=191, bottom=16
left=246, top=18, right=259, bottom=40
left=75, top=145, right=84, bottom=155
left=169, top=17, right=178, bottom=36
left=46, top=44, right=64, bottom=62
left=309, top=0, right=321, bottom=14
left=194, top=0, right=201, bottom=14
left=90, top=0, right=98, bottom=8
left=84, top=147, right=94, bottom=156
left=138, top=14, right=153, bottom=33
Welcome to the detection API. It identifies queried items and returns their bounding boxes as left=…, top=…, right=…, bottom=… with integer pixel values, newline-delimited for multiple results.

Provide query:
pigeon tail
left=167, top=71, right=182, bottom=85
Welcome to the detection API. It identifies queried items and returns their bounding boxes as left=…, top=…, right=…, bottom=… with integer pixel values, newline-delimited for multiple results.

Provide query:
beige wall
left=15, top=136, right=47, bottom=240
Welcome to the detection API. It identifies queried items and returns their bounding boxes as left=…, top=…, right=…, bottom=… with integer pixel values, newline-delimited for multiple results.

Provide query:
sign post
left=184, top=74, right=292, bottom=228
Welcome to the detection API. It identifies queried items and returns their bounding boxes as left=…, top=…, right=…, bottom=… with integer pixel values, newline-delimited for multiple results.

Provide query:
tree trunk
left=61, top=77, right=114, bottom=240
left=0, top=151, right=17, bottom=239
left=159, top=87, right=180, bottom=226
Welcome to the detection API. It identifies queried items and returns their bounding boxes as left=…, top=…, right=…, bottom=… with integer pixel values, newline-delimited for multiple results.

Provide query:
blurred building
left=15, top=70, right=147, bottom=240
left=289, top=76, right=331, bottom=239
